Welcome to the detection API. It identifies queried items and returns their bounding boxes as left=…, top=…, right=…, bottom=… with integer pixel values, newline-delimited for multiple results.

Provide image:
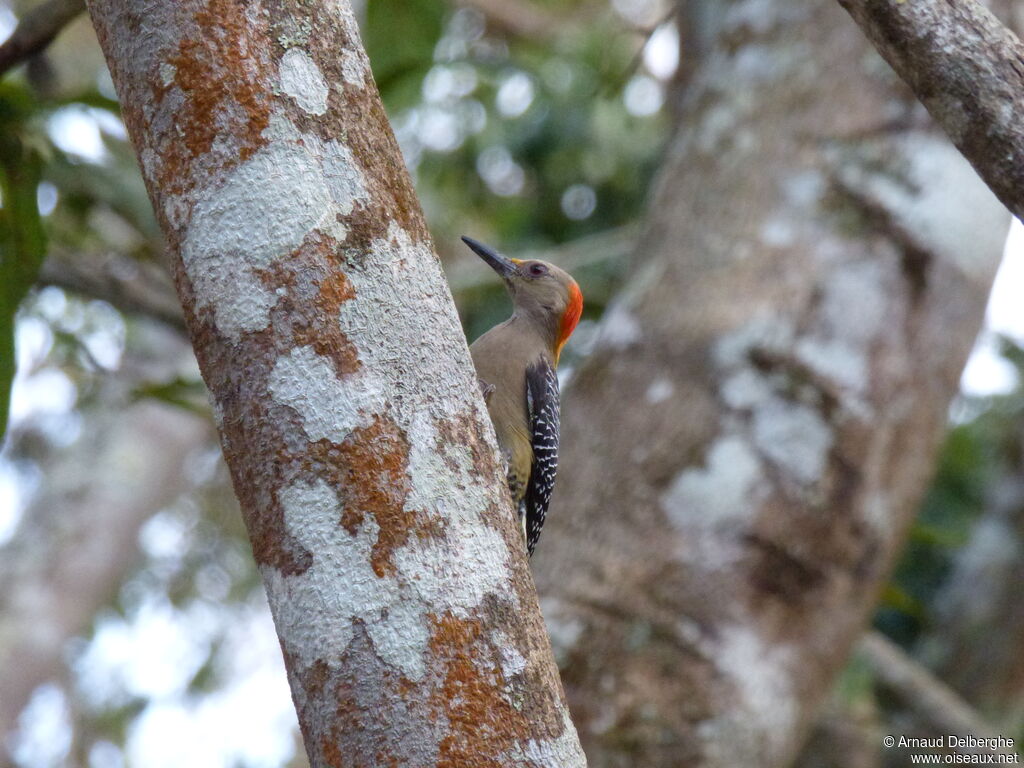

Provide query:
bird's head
left=462, top=236, right=583, bottom=362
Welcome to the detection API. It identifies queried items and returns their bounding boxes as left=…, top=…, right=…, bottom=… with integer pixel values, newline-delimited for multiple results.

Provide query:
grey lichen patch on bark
left=595, top=302, right=643, bottom=350
left=398, top=408, right=517, bottom=608
left=723, top=0, right=811, bottom=38
left=310, top=2, right=368, bottom=89
left=712, top=316, right=797, bottom=371
left=180, top=117, right=368, bottom=341
left=505, top=710, right=589, bottom=766
left=713, top=254, right=890, bottom=424
left=661, top=435, right=765, bottom=530
left=279, top=47, right=330, bottom=115
left=751, top=398, right=832, bottom=486
left=270, top=345, right=368, bottom=441
left=661, top=309, right=845, bottom=558
left=712, top=317, right=837, bottom=488
left=831, top=134, right=1008, bottom=282
left=267, top=452, right=514, bottom=684
left=158, top=61, right=177, bottom=86
left=699, top=623, right=797, bottom=766
left=792, top=259, right=890, bottom=398
left=337, top=225, right=481, bottom=425
left=340, top=49, right=368, bottom=88
left=702, top=261, right=898, bottom=492
left=266, top=477, right=434, bottom=680
left=492, top=630, right=529, bottom=678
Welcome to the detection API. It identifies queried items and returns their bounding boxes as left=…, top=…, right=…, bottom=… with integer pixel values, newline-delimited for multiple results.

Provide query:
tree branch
left=835, top=0, right=1024, bottom=220
left=38, top=249, right=186, bottom=332
left=0, top=0, right=85, bottom=78
left=446, top=225, right=635, bottom=293
left=858, top=632, right=1017, bottom=758
left=37, top=226, right=636, bottom=334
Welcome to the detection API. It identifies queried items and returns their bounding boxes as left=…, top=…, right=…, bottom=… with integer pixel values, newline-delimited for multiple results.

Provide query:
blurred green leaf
left=364, top=0, right=446, bottom=110
left=186, top=641, right=221, bottom=694
left=878, top=583, right=924, bottom=619
left=132, top=376, right=208, bottom=414
left=834, top=651, right=876, bottom=707
left=0, top=82, right=48, bottom=442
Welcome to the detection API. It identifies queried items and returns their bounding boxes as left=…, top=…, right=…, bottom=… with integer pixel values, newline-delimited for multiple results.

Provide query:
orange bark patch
left=429, top=613, right=535, bottom=767
left=321, top=737, right=344, bottom=768
left=297, top=271, right=362, bottom=376
left=256, top=238, right=363, bottom=379
left=339, top=202, right=392, bottom=251
left=159, top=0, right=271, bottom=194
left=204, top=354, right=314, bottom=577
left=321, top=415, right=443, bottom=577
left=304, top=658, right=332, bottom=703
left=317, top=271, right=357, bottom=315
left=295, top=328, right=362, bottom=380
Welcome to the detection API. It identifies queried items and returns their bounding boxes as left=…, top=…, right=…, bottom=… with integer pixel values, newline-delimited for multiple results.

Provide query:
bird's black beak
left=461, top=236, right=517, bottom=279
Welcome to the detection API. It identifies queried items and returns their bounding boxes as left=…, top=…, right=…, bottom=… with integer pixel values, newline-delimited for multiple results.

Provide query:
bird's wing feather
left=524, top=358, right=559, bottom=556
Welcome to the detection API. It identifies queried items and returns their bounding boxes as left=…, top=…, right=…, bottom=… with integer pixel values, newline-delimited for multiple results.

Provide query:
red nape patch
left=555, top=281, right=583, bottom=361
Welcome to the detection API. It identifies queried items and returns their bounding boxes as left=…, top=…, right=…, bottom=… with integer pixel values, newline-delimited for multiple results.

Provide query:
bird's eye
left=527, top=262, right=548, bottom=277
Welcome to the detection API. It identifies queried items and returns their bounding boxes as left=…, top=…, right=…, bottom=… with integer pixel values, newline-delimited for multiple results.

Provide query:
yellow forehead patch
left=509, top=258, right=523, bottom=265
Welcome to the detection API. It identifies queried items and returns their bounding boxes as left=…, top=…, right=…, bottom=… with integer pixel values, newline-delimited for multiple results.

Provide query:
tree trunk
left=84, top=1, right=585, bottom=765
left=533, top=0, right=1011, bottom=765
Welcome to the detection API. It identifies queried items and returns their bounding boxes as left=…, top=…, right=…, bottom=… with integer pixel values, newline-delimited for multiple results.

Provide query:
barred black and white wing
left=524, top=358, right=560, bottom=556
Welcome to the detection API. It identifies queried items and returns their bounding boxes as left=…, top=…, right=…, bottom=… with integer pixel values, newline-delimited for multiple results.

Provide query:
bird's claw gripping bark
left=478, top=379, right=496, bottom=403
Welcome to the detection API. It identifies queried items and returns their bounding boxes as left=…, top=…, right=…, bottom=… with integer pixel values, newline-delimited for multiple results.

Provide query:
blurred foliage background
left=0, top=0, right=1021, bottom=766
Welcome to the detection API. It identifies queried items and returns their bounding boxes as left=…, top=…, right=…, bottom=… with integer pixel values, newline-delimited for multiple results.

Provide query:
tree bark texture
left=533, top=0, right=1012, bottom=766
left=836, top=0, right=1024, bottom=222
left=84, top=2, right=585, bottom=766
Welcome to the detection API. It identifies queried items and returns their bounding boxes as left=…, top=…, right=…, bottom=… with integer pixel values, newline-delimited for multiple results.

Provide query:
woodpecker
left=462, top=236, right=583, bottom=556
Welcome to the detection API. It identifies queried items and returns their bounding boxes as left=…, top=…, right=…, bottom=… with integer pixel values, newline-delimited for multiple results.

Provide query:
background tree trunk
left=84, top=1, right=585, bottom=765
left=533, top=0, right=1012, bottom=765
